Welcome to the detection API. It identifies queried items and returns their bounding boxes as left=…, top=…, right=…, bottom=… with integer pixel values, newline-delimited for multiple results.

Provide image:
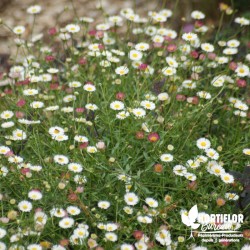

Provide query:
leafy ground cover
left=0, top=1, right=249, bottom=249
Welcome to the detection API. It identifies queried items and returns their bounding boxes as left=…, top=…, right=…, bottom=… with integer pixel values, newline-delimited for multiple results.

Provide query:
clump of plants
left=0, top=2, right=249, bottom=249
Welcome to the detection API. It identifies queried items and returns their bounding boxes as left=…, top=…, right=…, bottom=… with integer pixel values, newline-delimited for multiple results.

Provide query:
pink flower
left=78, top=58, right=87, bottom=65
left=45, top=55, right=55, bottom=62
left=176, top=94, right=186, bottom=101
left=50, top=83, right=59, bottom=90
left=229, top=61, right=238, bottom=71
left=75, top=108, right=85, bottom=113
left=75, top=186, right=84, bottom=193
left=17, top=99, right=26, bottom=107
left=15, top=111, right=25, bottom=119
left=48, top=27, right=57, bottom=35
left=116, top=92, right=125, bottom=100
left=79, top=142, right=88, bottom=149
left=21, top=168, right=30, bottom=175
left=5, top=150, right=14, bottom=157
left=208, top=53, right=216, bottom=60
left=96, top=141, right=106, bottom=150
left=148, top=132, right=160, bottom=142
left=190, top=50, right=199, bottom=59
left=139, top=63, right=148, bottom=70
left=237, top=79, right=246, bottom=88
left=167, top=44, right=177, bottom=52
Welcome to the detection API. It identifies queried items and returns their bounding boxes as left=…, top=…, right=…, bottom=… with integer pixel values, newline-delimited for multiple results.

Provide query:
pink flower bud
left=139, top=63, right=148, bottom=70
left=237, top=79, right=246, bottom=88
left=96, top=31, right=104, bottom=39
left=75, top=108, right=85, bottom=113
left=167, top=44, right=177, bottom=52
left=78, top=58, right=87, bottom=65
left=88, top=30, right=96, bottom=36
left=153, top=42, right=162, bottom=48
left=0, top=217, right=9, bottom=223
left=98, top=43, right=105, bottom=50
left=76, top=186, right=84, bottom=193
left=116, top=92, right=125, bottom=100
left=17, top=99, right=26, bottom=107
left=190, top=50, right=199, bottom=59
left=15, top=111, right=25, bottom=119
left=79, top=142, right=88, bottom=149
left=45, top=55, right=55, bottom=62
left=176, top=94, right=186, bottom=101
left=5, top=150, right=14, bottom=157
left=208, top=53, right=216, bottom=60
left=199, top=54, right=206, bottom=60
left=96, top=141, right=106, bottom=150
left=65, top=88, right=73, bottom=93
left=229, top=61, right=238, bottom=71
left=21, top=168, right=30, bottom=175
left=48, top=27, right=57, bottom=35
left=50, top=83, right=59, bottom=90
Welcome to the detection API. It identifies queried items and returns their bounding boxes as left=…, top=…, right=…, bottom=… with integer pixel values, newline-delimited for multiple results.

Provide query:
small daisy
left=0, top=110, right=14, bottom=120
left=12, top=129, right=27, bottom=140
left=13, top=26, right=26, bottom=36
left=83, top=84, right=96, bottom=92
left=182, top=32, right=198, bottom=41
left=166, top=57, right=178, bottom=68
left=98, top=201, right=111, bottom=209
left=235, top=64, right=249, bottom=77
left=140, top=100, right=155, bottom=110
left=68, top=163, right=83, bottom=173
left=105, top=232, right=118, bottom=242
left=196, top=138, right=211, bottom=149
left=205, top=148, right=219, bottom=160
left=69, top=81, right=82, bottom=88
left=27, top=5, right=42, bottom=14
left=116, top=111, right=130, bottom=120
left=201, top=43, right=214, bottom=52
left=67, top=206, right=81, bottom=216
left=129, top=50, right=143, bottom=61
left=132, top=108, right=146, bottom=118
left=191, top=10, right=205, bottom=19
left=227, top=39, right=240, bottom=48
left=173, top=165, right=187, bottom=176
left=137, top=215, right=153, bottom=224
left=18, top=200, right=33, bottom=212
left=160, top=153, right=173, bottom=162
left=211, top=164, right=225, bottom=176
left=185, top=172, right=197, bottom=181
left=158, top=92, right=169, bottom=101
left=124, top=192, right=139, bottom=206
left=28, top=190, right=42, bottom=200
left=115, top=66, right=129, bottom=75
left=59, top=217, right=74, bottom=229
left=243, top=148, right=250, bottom=156
left=85, top=103, right=98, bottom=111
left=87, top=146, right=97, bottom=153
left=49, top=126, right=65, bottom=137
left=110, top=101, right=125, bottom=110
left=54, top=155, right=69, bottom=165
left=162, top=67, right=176, bottom=76
left=65, top=24, right=80, bottom=33
left=221, top=173, right=234, bottom=184
left=145, top=197, right=158, bottom=208
left=225, top=193, right=239, bottom=201
left=27, top=244, right=42, bottom=250
left=135, top=43, right=150, bottom=51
